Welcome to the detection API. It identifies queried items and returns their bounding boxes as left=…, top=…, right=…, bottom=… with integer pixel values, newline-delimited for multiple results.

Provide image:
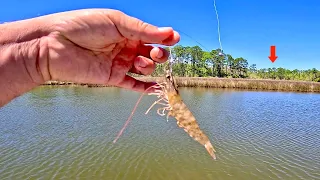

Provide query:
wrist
left=0, top=18, right=51, bottom=106
left=0, top=17, right=52, bottom=81
left=0, top=17, right=52, bottom=44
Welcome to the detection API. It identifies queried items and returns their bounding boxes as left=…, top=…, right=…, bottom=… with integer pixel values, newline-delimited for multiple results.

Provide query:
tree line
left=151, top=45, right=320, bottom=82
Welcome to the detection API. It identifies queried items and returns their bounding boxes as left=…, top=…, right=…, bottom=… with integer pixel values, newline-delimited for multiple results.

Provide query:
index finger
left=106, top=10, right=180, bottom=46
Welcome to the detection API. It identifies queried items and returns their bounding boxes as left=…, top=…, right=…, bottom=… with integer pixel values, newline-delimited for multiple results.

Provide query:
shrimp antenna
left=113, top=85, right=155, bottom=143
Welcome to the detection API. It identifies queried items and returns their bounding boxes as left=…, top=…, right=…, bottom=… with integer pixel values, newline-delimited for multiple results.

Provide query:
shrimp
left=113, top=57, right=217, bottom=160
left=144, top=70, right=217, bottom=160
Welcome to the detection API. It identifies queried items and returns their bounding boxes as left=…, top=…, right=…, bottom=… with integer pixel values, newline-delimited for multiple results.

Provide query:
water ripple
left=0, top=87, right=319, bottom=180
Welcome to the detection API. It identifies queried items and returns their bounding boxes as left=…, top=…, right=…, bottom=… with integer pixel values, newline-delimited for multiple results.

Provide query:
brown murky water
left=1, top=86, right=319, bottom=180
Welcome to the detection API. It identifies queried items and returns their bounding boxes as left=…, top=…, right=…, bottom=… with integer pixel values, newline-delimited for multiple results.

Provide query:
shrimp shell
left=162, top=70, right=217, bottom=160
left=113, top=71, right=217, bottom=160
left=167, top=91, right=216, bottom=159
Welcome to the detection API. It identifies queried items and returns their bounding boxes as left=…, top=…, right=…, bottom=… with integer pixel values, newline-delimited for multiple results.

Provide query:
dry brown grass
left=43, top=77, right=320, bottom=93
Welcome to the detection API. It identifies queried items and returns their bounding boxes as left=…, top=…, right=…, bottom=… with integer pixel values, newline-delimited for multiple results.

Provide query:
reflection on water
left=1, top=86, right=319, bottom=180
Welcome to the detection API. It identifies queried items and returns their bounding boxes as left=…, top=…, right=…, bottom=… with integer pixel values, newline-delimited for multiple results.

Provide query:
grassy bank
left=43, top=77, right=320, bottom=93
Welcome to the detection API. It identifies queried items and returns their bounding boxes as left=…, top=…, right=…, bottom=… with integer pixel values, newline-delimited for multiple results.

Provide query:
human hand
left=40, top=9, right=180, bottom=92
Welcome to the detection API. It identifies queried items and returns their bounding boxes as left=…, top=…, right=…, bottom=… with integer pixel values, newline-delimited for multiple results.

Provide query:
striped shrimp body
left=113, top=70, right=216, bottom=160
left=167, top=90, right=216, bottom=160
left=146, top=71, right=217, bottom=160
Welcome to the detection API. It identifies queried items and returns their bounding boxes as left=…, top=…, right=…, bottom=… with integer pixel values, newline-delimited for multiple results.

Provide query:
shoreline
left=42, top=77, right=320, bottom=93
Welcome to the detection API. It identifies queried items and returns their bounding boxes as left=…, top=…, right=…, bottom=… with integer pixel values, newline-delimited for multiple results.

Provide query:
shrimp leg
left=145, top=98, right=166, bottom=114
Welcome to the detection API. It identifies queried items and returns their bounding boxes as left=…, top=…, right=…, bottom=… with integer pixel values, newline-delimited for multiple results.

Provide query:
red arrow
left=269, top=45, right=278, bottom=63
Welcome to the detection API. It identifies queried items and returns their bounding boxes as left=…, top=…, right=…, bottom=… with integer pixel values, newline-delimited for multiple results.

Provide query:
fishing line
left=169, top=47, right=173, bottom=73
left=167, top=0, right=226, bottom=72
left=167, top=29, right=210, bottom=73
left=169, top=0, right=225, bottom=54
left=175, top=30, right=210, bottom=52
left=213, top=0, right=223, bottom=53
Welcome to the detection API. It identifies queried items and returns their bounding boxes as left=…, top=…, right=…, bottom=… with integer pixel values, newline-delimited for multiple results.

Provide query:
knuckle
left=136, top=21, right=150, bottom=39
left=108, top=9, right=124, bottom=17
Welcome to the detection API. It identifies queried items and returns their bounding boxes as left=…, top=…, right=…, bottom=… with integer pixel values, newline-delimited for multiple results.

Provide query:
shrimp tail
left=163, top=70, right=217, bottom=159
left=205, top=141, right=217, bottom=160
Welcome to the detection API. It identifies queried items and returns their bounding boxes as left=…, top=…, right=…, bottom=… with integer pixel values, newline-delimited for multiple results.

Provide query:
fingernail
left=139, top=60, right=148, bottom=68
left=156, top=48, right=163, bottom=58
left=158, top=27, right=173, bottom=32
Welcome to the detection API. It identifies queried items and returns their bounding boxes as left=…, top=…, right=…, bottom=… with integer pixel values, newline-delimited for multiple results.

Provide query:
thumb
left=107, top=10, right=180, bottom=45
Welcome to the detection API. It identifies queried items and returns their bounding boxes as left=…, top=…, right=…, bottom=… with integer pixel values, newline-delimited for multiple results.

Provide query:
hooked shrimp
left=113, top=64, right=216, bottom=160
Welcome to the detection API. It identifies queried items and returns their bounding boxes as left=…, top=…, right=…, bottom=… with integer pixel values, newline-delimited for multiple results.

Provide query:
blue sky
left=1, top=0, right=319, bottom=70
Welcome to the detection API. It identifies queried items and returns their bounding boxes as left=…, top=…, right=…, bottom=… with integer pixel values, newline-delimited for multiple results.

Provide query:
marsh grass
left=44, top=77, right=320, bottom=93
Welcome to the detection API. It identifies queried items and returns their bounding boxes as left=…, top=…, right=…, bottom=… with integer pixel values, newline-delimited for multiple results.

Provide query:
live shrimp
left=113, top=69, right=217, bottom=160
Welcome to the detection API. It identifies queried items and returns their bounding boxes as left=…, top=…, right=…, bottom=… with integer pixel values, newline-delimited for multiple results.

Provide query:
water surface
left=1, top=86, right=319, bottom=180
